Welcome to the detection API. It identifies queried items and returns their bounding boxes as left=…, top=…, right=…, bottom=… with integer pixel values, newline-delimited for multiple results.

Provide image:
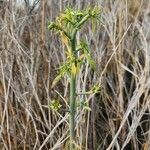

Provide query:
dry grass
left=0, top=0, right=150, bottom=149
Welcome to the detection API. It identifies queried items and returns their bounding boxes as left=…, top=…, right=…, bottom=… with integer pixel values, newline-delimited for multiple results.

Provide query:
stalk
left=69, top=35, right=76, bottom=149
left=70, top=73, right=76, bottom=149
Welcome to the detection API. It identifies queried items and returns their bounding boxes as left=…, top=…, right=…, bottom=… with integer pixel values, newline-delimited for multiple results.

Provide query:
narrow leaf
left=51, top=74, right=63, bottom=88
left=71, top=63, right=77, bottom=76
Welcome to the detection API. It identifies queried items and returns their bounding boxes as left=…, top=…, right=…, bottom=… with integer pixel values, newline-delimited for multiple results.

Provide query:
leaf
left=90, top=6, right=101, bottom=18
left=91, top=84, right=101, bottom=94
left=91, top=18, right=96, bottom=33
left=51, top=74, right=63, bottom=88
left=80, top=100, right=92, bottom=111
left=48, top=22, right=56, bottom=30
left=83, top=106, right=91, bottom=111
left=85, top=53, right=96, bottom=70
left=71, top=63, right=77, bottom=76
left=49, top=100, right=62, bottom=111
left=60, top=32, right=70, bottom=49
left=51, top=61, right=71, bottom=88
left=79, top=41, right=96, bottom=70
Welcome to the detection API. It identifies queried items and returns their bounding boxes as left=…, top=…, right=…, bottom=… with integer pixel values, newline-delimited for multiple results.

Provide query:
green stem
left=70, top=73, right=76, bottom=149
left=76, top=14, right=90, bottom=29
left=70, top=34, right=77, bottom=150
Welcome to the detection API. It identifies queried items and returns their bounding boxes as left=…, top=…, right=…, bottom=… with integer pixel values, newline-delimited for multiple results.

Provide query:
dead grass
left=0, top=0, right=150, bottom=149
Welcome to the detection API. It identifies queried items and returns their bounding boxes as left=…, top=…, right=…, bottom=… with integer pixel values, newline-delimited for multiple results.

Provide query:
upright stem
left=70, top=35, right=76, bottom=149
left=70, top=73, right=76, bottom=149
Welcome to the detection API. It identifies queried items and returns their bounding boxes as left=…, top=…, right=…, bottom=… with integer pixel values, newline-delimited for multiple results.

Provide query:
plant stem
left=70, top=73, right=76, bottom=149
left=70, top=34, right=76, bottom=149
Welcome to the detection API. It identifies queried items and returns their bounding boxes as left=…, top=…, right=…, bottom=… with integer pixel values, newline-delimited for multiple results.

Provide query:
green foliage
left=49, top=7, right=100, bottom=87
left=78, top=41, right=96, bottom=70
left=49, top=100, right=62, bottom=111
left=76, top=100, right=91, bottom=111
left=48, top=6, right=101, bottom=149
left=51, top=61, right=71, bottom=88
left=90, top=84, right=101, bottom=94
left=48, top=6, right=100, bottom=37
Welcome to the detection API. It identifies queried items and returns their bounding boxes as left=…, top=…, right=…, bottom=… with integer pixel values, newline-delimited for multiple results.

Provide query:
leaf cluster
left=48, top=6, right=101, bottom=37
left=76, top=100, right=91, bottom=111
left=49, top=6, right=101, bottom=91
left=77, top=41, right=96, bottom=70
left=49, top=100, right=62, bottom=111
left=88, top=84, right=101, bottom=94
left=51, top=41, right=96, bottom=88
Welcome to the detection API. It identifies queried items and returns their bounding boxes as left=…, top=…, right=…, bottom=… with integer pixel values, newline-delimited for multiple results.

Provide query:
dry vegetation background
left=0, top=0, right=150, bottom=150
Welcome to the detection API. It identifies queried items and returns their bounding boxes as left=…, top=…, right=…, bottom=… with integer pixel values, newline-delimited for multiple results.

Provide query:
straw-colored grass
left=0, top=0, right=150, bottom=149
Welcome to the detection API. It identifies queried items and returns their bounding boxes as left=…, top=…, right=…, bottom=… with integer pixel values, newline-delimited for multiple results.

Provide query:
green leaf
left=90, top=84, right=101, bottom=94
left=51, top=74, right=63, bottom=88
left=49, top=100, right=62, bottom=111
left=88, top=6, right=101, bottom=18
left=71, top=63, right=77, bottom=76
left=51, top=61, right=71, bottom=88
left=83, top=106, right=91, bottom=111
left=48, top=22, right=55, bottom=30
left=85, top=53, right=96, bottom=70
left=75, top=100, right=91, bottom=111
left=92, top=18, right=96, bottom=32
left=79, top=41, right=96, bottom=70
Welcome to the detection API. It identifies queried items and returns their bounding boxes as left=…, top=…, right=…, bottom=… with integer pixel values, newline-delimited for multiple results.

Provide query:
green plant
left=48, top=6, right=100, bottom=149
left=49, top=99, right=62, bottom=111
